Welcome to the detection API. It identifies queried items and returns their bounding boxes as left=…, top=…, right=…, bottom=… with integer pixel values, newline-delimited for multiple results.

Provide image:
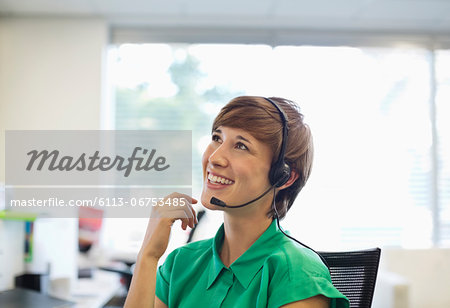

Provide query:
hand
left=138, top=192, right=198, bottom=261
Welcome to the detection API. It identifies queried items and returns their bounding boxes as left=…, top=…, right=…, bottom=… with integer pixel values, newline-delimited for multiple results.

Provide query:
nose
left=208, top=143, right=229, bottom=168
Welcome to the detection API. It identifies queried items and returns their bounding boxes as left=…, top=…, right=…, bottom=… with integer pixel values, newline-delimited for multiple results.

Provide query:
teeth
left=208, top=173, right=233, bottom=185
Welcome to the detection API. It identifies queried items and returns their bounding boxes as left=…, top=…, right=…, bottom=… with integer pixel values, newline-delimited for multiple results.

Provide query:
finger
left=151, top=200, right=188, bottom=218
left=173, top=193, right=198, bottom=204
left=164, top=210, right=189, bottom=219
left=151, top=193, right=197, bottom=227
left=191, top=206, right=198, bottom=225
left=179, top=198, right=196, bottom=221
left=166, top=203, right=194, bottom=228
left=177, top=201, right=194, bottom=219
left=186, top=204, right=196, bottom=227
left=182, top=202, right=196, bottom=228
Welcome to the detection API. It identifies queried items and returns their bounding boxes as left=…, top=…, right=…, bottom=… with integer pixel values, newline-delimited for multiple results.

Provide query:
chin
left=201, top=192, right=222, bottom=211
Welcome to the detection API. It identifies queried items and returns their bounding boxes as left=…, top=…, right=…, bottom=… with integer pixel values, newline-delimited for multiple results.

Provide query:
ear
left=278, top=170, right=299, bottom=191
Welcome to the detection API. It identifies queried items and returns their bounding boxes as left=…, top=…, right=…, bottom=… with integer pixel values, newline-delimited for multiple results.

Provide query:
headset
left=264, top=97, right=292, bottom=188
left=210, top=97, right=330, bottom=270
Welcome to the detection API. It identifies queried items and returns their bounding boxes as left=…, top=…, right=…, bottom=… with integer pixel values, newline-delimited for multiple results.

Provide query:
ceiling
left=1, top=0, right=450, bottom=35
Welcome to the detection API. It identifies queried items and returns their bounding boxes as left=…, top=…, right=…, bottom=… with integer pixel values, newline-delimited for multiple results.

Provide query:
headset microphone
left=210, top=184, right=275, bottom=208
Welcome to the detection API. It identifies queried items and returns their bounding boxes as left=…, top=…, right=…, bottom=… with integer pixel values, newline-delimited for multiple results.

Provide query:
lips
left=207, top=172, right=234, bottom=185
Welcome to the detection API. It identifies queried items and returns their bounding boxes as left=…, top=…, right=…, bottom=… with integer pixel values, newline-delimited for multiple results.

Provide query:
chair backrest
left=318, top=248, right=381, bottom=308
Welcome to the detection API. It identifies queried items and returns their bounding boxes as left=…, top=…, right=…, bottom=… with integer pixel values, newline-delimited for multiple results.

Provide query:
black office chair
left=318, top=248, right=381, bottom=308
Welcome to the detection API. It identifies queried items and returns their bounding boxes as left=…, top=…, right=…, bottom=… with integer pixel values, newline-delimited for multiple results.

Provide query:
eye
left=212, top=134, right=222, bottom=143
left=235, top=142, right=249, bottom=151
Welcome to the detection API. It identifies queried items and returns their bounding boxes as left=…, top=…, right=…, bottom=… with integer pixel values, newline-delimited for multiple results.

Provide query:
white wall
left=0, top=17, right=106, bottom=181
left=0, top=16, right=107, bottom=290
left=380, top=248, right=450, bottom=308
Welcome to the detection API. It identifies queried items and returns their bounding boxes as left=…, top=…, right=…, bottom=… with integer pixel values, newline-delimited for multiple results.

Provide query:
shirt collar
left=207, top=219, right=283, bottom=290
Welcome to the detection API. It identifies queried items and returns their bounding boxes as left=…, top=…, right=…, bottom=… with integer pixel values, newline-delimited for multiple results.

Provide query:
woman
left=125, top=96, right=349, bottom=307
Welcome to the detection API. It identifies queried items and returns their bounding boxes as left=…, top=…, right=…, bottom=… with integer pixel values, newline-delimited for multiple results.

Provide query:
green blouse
left=156, top=219, right=349, bottom=307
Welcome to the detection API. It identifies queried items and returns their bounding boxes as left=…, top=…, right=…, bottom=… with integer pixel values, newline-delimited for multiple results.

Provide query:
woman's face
left=201, top=125, right=273, bottom=209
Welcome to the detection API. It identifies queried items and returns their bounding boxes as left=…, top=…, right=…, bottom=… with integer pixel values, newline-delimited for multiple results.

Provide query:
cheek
left=247, top=163, right=271, bottom=184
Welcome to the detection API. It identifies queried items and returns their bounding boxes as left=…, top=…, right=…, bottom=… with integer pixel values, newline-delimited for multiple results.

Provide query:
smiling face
left=201, top=126, right=273, bottom=210
left=203, top=96, right=313, bottom=220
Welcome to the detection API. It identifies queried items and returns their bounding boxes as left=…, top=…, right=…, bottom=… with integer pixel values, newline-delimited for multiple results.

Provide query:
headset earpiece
left=270, top=162, right=291, bottom=188
left=263, top=97, right=291, bottom=188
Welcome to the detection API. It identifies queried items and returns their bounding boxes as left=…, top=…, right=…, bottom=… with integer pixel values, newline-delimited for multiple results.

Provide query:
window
left=102, top=43, right=449, bottom=256
left=436, top=50, right=450, bottom=246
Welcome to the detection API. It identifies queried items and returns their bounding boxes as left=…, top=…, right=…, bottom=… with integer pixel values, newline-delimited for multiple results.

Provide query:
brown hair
left=212, top=96, right=314, bottom=220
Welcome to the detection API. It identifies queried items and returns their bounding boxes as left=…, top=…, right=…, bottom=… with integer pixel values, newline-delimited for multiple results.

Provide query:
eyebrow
left=213, top=129, right=252, bottom=144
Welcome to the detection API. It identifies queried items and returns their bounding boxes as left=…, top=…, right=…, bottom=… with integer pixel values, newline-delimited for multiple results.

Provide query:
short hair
left=212, top=96, right=314, bottom=220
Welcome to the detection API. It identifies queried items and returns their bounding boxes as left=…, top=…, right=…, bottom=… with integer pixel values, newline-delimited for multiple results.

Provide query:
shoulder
left=266, top=237, right=329, bottom=280
left=264, top=237, right=349, bottom=308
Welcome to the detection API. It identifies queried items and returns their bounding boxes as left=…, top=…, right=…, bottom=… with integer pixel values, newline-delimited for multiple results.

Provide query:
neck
left=219, top=213, right=273, bottom=267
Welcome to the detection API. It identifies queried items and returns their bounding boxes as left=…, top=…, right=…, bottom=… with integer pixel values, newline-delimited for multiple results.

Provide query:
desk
left=70, top=270, right=122, bottom=308
left=0, top=288, right=74, bottom=308
left=0, top=271, right=122, bottom=308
